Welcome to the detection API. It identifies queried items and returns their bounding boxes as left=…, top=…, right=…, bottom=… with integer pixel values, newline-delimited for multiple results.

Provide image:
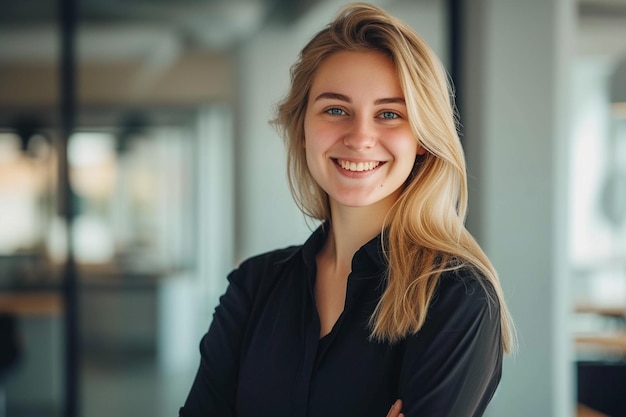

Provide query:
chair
left=578, top=360, right=626, bottom=417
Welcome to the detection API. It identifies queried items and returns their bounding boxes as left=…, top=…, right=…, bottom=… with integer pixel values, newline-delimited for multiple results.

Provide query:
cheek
left=391, top=133, right=419, bottom=157
left=305, top=140, right=328, bottom=175
left=304, top=145, right=325, bottom=188
left=390, top=134, right=420, bottom=176
left=304, top=139, right=321, bottom=169
left=304, top=123, right=335, bottom=153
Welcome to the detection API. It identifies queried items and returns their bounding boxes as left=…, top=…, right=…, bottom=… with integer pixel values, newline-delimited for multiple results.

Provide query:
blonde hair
left=272, top=2, right=515, bottom=353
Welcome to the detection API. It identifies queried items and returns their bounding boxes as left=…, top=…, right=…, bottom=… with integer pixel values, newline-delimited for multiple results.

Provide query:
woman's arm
left=398, top=273, right=503, bottom=417
left=179, top=265, right=257, bottom=417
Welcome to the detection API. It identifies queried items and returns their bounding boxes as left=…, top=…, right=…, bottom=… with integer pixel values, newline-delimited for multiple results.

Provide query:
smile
left=335, top=159, right=382, bottom=172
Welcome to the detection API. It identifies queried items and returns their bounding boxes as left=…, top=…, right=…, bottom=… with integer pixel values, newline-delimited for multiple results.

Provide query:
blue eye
left=379, top=111, right=399, bottom=119
left=326, top=108, right=346, bottom=116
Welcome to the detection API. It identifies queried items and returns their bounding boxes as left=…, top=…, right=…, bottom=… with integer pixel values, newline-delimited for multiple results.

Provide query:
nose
left=343, top=116, right=376, bottom=151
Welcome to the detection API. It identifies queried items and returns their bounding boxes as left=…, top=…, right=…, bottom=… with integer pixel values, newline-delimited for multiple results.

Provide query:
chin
left=331, top=193, right=394, bottom=209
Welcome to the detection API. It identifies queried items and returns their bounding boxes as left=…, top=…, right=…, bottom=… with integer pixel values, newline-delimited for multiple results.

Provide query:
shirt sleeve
left=398, top=272, right=503, bottom=417
left=178, top=264, right=257, bottom=417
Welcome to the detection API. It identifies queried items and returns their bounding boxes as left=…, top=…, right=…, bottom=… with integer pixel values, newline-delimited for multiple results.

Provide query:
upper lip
left=332, top=157, right=384, bottom=163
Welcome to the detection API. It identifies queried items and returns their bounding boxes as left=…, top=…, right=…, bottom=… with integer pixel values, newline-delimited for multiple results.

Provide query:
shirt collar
left=300, top=223, right=388, bottom=280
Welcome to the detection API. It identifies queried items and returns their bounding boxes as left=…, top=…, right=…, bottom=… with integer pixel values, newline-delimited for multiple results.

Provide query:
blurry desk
left=575, top=303, right=626, bottom=329
left=0, top=292, right=63, bottom=316
left=576, top=303, right=626, bottom=319
left=575, top=333, right=626, bottom=355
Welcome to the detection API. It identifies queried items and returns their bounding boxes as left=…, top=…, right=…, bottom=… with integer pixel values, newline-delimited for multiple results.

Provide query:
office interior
left=0, top=0, right=625, bottom=416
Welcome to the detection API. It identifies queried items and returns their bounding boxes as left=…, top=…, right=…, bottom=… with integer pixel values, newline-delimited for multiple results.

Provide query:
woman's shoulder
left=432, top=265, right=499, bottom=316
left=234, top=245, right=303, bottom=278
left=403, top=265, right=502, bottom=346
left=218, top=245, right=305, bottom=308
left=235, top=224, right=327, bottom=273
left=239, top=245, right=301, bottom=266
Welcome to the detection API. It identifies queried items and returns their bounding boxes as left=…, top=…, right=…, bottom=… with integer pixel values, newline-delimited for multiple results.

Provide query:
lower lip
left=333, top=160, right=384, bottom=178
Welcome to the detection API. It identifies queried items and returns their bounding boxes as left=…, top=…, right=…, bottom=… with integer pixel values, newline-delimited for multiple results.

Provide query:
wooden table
left=0, top=292, right=63, bottom=315
left=577, top=403, right=610, bottom=417
left=575, top=303, right=626, bottom=320
left=575, top=332, right=626, bottom=355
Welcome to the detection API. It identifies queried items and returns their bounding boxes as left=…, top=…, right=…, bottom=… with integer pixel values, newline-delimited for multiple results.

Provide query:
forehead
left=309, top=50, right=403, bottom=98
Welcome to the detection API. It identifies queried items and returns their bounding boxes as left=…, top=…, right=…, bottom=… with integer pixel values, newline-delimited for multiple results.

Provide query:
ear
left=416, top=145, right=427, bottom=155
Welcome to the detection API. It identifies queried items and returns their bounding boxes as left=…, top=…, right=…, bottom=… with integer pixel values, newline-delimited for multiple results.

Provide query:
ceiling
left=0, top=0, right=316, bottom=63
left=0, top=0, right=319, bottom=126
left=0, top=0, right=624, bottom=129
left=0, top=0, right=625, bottom=65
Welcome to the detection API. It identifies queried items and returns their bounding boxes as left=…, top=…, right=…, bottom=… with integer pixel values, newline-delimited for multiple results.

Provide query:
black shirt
left=179, top=226, right=502, bottom=417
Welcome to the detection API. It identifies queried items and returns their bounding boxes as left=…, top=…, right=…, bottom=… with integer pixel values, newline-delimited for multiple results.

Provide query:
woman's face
left=303, top=50, right=423, bottom=211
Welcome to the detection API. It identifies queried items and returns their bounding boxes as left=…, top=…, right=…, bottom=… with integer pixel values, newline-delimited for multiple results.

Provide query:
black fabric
left=0, top=314, right=21, bottom=376
left=577, top=361, right=626, bottom=417
left=180, top=226, right=502, bottom=417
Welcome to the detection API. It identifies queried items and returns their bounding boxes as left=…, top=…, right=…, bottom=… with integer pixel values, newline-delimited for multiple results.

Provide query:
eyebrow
left=313, top=92, right=405, bottom=106
left=375, top=97, right=406, bottom=105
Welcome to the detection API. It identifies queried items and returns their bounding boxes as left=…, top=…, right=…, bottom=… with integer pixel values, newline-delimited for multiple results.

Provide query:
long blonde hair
left=272, top=2, right=515, bottom=353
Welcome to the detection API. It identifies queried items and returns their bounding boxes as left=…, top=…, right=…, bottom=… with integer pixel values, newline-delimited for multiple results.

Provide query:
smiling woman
left=180, top=3, right=515, bottom=417
left=303, top=50, right=421, bottom=212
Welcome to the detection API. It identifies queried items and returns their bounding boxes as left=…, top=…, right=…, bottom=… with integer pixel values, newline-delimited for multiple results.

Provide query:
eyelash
left=379, top=111, right=399, bottom=119
left=324, top=108, right=401, bottom=119
left=325, top=108, right=346, bottom=116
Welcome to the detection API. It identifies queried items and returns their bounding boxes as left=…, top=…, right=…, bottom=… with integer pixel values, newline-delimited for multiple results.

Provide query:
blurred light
left=69, top=132, right=117, bottom=198
left=590, top=268, right=626, bottom=306
left=73, top=214, right=115, bottom=263
left=68, top=132, right=114, bottom=166
left=0, top=132, right=45, bottom=252
left=0, top=133, right=21, bottom=164
left=27, top=133, right=51, bottom=159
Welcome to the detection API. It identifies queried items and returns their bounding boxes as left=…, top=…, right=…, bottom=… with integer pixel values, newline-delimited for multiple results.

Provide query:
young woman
left=180, top=3, right=515, bottom=417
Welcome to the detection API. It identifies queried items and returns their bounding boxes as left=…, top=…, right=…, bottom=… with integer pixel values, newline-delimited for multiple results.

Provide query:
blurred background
left=0, top=0, right=625, bottom=416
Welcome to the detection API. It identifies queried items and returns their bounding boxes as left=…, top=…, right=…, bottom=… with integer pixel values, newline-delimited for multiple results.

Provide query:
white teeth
left=338, top=159, right=380, bottom=172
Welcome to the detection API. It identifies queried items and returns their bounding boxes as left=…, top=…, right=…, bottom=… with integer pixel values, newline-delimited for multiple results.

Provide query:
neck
left=322, top=198, right=393, bottom=272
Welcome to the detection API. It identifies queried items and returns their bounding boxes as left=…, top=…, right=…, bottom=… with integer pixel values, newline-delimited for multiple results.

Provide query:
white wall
left=234, top=26, right=309, bottom=262
left=568, top=55, right=626, bottom=347
left=464, top=1, right=575, bottom=416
